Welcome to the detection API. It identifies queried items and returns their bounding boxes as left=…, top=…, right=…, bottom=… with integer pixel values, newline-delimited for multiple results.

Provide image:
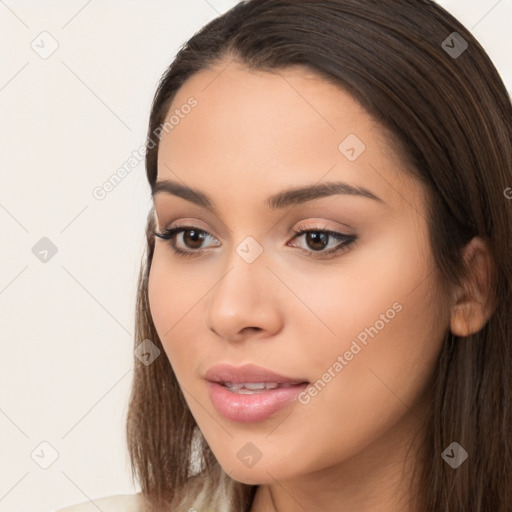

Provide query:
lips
left=204, top=363, right=310, bottom=423
left=204, top=363, right=309, bottom=386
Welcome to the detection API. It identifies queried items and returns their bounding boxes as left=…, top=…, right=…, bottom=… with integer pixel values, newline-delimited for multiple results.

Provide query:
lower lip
left=207, top=381, right=309, bottom=423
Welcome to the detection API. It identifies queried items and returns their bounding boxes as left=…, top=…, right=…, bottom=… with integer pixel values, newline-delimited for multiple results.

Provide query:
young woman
left=56, top=0, right=512, bottom=510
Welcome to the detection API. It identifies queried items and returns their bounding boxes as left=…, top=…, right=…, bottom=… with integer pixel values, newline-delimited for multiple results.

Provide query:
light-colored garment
left=53, top=485, right=234, bottom=511
left=54, top=493, right=144, bottom=512
left=54, top=471, right=237, bottom=511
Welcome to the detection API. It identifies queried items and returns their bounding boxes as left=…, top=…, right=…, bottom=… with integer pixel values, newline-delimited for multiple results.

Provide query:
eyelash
left=153, top=222, right=357, bottom=259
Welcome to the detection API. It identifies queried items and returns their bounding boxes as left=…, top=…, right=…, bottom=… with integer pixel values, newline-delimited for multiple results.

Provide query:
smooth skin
left=148, top=60, right=495, bottom=512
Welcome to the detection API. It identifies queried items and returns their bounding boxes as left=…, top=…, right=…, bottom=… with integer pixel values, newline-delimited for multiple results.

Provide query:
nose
left=205, top=254, right=283, bottom=343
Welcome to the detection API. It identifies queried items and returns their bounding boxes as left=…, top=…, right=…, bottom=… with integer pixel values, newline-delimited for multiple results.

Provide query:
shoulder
left=54, top=493, right=144, bottom=512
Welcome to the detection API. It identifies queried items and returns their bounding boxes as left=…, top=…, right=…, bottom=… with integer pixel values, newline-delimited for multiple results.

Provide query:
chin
left=223, top=465, right=277, bottom=486
left=211, top=451, right=296, bottom=486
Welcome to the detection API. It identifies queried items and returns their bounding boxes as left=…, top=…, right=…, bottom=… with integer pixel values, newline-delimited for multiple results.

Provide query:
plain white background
left=1, top=1, right=511, bottom=511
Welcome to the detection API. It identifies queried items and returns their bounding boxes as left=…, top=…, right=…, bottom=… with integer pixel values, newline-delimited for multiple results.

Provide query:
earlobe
left=449, top=236, right=497, bottom=337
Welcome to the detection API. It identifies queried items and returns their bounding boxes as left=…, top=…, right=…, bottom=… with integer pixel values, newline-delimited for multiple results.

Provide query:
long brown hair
left=126, top=1, right=512, bottom=510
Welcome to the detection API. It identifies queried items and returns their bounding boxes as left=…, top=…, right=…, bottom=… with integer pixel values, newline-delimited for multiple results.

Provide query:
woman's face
left=148, top=62, right=450, bottom=488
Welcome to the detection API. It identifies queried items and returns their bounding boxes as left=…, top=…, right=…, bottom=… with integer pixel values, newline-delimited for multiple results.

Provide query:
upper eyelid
left=154, top=206, right=234, bottom=236
left=159, top=214, right=354, bottom=234
left=165, top=222, right=349, bottom=236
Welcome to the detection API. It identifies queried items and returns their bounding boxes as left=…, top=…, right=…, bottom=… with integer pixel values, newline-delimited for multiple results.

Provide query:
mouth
left=204, top=363, right=310, bottom=423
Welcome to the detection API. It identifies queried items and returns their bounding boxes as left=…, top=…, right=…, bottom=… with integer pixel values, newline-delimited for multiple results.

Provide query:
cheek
left=148, top=249, right=201, bottom=329
left=293, top=237, right=446, bottom=430
left=147, top=250, right=210, bottom=371
left=283, top=229, right=442, bottom=354
left=148, top=248, right=225, bottom=389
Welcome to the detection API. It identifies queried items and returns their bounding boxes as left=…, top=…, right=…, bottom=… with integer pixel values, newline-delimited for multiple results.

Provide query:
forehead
left=155, top=61, right=425, bottom=214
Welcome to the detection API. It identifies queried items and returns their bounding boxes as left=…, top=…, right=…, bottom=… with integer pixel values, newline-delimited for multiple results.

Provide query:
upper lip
left=204, top=363, right=309, bottom=385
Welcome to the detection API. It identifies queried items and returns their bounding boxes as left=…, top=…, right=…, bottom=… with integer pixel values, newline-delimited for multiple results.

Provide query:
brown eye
left=289, top=224, right=357, bottom=258
left=303, top=231, right=329, bottom=251
left=154, top=226, right=220, bottom=257
left=182, top=229, right=207, bottom=250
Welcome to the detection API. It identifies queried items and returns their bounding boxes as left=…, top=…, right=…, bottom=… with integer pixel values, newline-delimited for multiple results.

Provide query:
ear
left=449, top=236, right=497, bottom=337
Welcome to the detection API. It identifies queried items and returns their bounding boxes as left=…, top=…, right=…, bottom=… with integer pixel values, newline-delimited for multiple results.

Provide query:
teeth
left=223, top=382, right=281, bottom=392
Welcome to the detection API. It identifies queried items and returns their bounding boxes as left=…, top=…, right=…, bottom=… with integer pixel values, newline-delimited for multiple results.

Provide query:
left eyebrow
left=152, top=179, right=385, bottom=212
